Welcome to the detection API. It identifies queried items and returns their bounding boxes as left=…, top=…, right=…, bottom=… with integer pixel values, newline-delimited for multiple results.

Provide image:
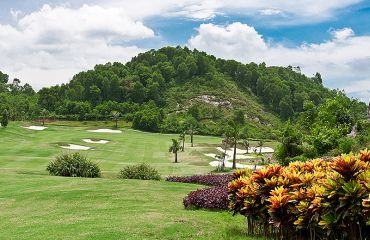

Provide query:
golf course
left=0, top=122, right=260, bottom=240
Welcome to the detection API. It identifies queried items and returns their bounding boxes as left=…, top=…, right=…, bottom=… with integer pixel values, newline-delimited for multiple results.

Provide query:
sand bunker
left=87, top=129, right=122, bottom=133
left=22, top=126, right=48, bottom=131
left=60, top=144, right=91, bottom=150
left=216, top=146, right=274, bottom=154
left=82, top=139, right=109, bottom=144
left=205, top=153, right=254, bottom=161
left=209, top=160, right=263, bottom=170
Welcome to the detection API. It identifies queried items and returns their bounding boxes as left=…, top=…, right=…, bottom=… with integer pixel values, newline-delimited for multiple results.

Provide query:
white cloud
left=10, top=9, right=22, bottom=21
left=330, top=27, right=355, bottom=41
left=0, top=4, right=154, bottom=89
left=102, top=0, right=361, bottom=23
left=259, top=9, right=282, bottom=16
left=189, top=23, right=370, bottom=102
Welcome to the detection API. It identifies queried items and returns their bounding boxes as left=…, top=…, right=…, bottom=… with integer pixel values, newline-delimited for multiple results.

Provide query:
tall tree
left=169, top=139, right=182, bottom=163
left=179, top=131, right=186, bottom=152
left=186, top=116, right=198, bottom=147
left=40, top=109, right=49, bottom=126
left=224, top=121, right=247, bottom=169
left=111, top=111, right=121, bottom=128
left=1, top=109, right=9, bottom=127
left=242, top=139, right=250, bottom=154
left=257, top=140, right=264, bottom=154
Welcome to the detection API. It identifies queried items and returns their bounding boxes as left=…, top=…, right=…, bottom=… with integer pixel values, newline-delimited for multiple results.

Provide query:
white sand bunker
left=208, top=160, right=264, bottom=170
left=82, top=139, right=109, bottom=144
left=205, top=153, right=257, bottom=169
left=60, top=144, right=91, bottom=150
left=22, top=126, right=48, bottom=131
left=216, top=147, right=274, bottom=154
left=87, top=129, right=122, bottom=133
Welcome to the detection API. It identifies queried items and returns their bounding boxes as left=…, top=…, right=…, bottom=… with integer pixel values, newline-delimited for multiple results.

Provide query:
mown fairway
left=0, top=122, right=255, bottom=239
left=0, top=122, right=222, bottom=177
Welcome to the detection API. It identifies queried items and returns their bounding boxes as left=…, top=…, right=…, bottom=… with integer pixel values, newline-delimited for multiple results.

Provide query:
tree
left=186, top=116, right=198, bottom=147
left=224, top=121, right=247, bottom=169
left=1, top=109, right=9, bottom=127
left=111, top=111, right=121, bottom=128
left=257, top=140, right=264, bottom=154
left=40, top=109, right=49, bottom=126
left=169, top=139, right=182, bottom=163
left=179, top=131, right=186, bottom=152
left=233, top=109, right=245, bottom=125
left=242, top=139, right=250, bottom=154
left=220, top=135, right=232, bottom=169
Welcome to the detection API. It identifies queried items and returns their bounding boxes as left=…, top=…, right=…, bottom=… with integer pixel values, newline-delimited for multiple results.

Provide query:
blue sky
left=0, top=0, right=369, bottom=102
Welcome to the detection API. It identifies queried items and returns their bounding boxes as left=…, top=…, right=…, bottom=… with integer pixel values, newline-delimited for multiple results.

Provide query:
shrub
left=119, top=163, right=161, bottom=180
left=174, top=170, right=251, bottom=211
left=166, top=174, right=233, bottom=186
left=47, top=152, right=100, bottom=178
left=228, top=149, right=370, bottom=239
left=184, top=186, right=228, bottom=210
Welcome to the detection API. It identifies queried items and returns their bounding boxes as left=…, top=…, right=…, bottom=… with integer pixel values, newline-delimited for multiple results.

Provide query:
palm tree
left=224, top=121, right=248, bottom=169
left=111, top=111, right=121, bottom=129
left=221, top=136, right=231, bottom=168
left=169, top=139, right=182, bottom=163
left=40, top=109, right=48, bottom=126
left=179, top=131, right=186, bottom=152
left=242, top=139, right=250, bottom=154
left=258, top=140, right=264, bottom=154
left=186, top=116, right=197, bottom=147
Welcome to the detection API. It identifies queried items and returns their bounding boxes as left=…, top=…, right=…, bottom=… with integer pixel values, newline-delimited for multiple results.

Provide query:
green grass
left=0, top=173, right=253, bottom=240
left=0, top=122, right=221, bottom=177
left=0, top=122, right=262, bottom=239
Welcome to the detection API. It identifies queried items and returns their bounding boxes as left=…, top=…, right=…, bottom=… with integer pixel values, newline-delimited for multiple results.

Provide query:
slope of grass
left=0, top=122, right=268, bottom=239
left=0, top=173, right=252, bottom=240
left=0, top=122, right=221, bottom=177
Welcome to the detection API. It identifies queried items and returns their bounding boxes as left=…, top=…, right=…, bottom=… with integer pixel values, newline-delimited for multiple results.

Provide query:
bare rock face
left=194, top=95, right=233, bottom=109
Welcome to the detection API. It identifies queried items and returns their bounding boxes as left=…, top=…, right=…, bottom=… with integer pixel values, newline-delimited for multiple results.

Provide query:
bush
left=47, top=152, right=101, bottom=178
left=229, top=149, right=370, bottom=239
left=119, top=163, right=161, bottom=180
left=338, top=136, right=356, bottom=154
left=166, top=174, right=233, bottom=186
left=183, top=186, right=228, bottom=210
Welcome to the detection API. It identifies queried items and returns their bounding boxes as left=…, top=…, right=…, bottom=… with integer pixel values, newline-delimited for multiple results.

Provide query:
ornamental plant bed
left=228, top=149, right=370, bottom=240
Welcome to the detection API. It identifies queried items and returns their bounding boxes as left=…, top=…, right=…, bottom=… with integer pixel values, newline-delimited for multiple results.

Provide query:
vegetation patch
left=184, top=186, right=229, bottom=210
left=229, top=149, right=370, bottom=239
left=119, top=163, right=161, bottom=180
left=166, top=174, right=233, bottom=186
left=47, top=152, right=101, bottom=178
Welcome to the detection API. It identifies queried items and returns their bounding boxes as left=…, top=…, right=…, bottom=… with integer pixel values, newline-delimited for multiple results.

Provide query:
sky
left=0, top=0, right=370, bottom=102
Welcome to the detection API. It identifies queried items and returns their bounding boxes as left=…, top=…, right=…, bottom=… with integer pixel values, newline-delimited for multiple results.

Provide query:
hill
left=27, top=46, right=337, bottom=137
left=3, top=46, right=364, bottom=140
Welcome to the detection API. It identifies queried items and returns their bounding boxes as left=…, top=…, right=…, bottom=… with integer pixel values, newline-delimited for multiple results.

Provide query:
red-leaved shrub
left=166, top=174, right=233, bottom=186
left=183, top=186, right=228, bottom=210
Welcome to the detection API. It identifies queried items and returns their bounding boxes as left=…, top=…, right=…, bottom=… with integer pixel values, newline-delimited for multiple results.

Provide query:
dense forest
left=1, top=46, right=369, bottom=159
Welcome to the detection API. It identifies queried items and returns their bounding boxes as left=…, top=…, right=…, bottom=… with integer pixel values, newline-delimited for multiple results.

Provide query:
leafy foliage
left=183, top=187, right=229, bottom=210
left=1, top=109, right=9, bottom=127
left=47, top=152, right=101, bottom=178
left=119, top=163, right=161, bottom=180
left=166, top=174, right=233, bottom=186
left=228, top=149, right=370, bottom=239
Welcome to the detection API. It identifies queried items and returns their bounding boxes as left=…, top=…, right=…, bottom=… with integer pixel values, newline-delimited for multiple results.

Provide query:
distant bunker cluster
left=22, top=126, right=118, bottom=150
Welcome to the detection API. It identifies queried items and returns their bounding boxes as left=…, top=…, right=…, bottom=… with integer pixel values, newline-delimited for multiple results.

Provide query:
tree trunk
left=175, top=152, right=178, bottom=163
left=115, top=120, right=118, bottom=129
left=191, top=133, right=193, bottom=147
left=232, top=141, right=237, bottom=169
left=182, top=139, right=185, bottom=151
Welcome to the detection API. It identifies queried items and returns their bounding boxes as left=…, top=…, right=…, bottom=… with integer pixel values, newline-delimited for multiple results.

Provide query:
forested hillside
left=0, top=46, right=365, bottom=139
